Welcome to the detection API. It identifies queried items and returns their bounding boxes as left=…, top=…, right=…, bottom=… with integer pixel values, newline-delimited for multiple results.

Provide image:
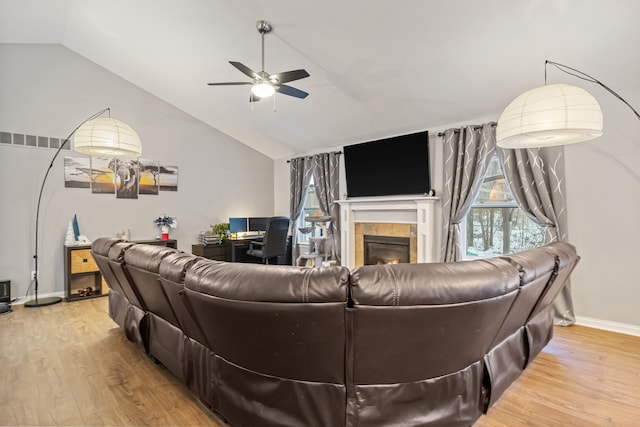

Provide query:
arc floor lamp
left=25, top=108, right=142, bottom=307
left=496, top=60, right=640, bottom=149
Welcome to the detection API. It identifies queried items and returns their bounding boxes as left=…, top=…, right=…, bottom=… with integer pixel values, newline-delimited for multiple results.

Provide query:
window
left=296, top=176, right=322, bottom=243
left=463, top=154, right=544, bottom=258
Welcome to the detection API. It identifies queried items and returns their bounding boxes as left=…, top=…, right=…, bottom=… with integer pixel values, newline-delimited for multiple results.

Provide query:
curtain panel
left=312, top=152, right=342, bottom=263
left=497, top=146, right=575, bottom=325
left=441, top=123, right=497, bottom=262
left=289, top=157, right=313, bottom=264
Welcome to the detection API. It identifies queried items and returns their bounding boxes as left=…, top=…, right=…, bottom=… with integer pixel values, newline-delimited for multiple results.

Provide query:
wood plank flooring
left=1, top=297, right=639, bottom=426
left=0, top=298, right=223, bottom=426
left=476, top=323, right=640, bottom=427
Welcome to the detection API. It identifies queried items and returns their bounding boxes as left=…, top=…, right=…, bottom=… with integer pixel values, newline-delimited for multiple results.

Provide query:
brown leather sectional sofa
left=91, top=238, right=579, bottom=427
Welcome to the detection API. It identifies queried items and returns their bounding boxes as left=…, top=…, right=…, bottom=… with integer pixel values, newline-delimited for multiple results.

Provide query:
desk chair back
left=262, top=216, right=290, bottom=258
left=247, top=216, right=290, bottom=263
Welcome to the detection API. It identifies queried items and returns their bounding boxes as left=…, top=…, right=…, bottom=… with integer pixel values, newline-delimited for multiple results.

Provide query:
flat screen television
left=343, top=130, right=431, bottom=197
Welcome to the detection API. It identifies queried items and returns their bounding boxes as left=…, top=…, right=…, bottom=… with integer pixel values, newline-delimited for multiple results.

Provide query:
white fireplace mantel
left=337, top=196, right=441, bottom=268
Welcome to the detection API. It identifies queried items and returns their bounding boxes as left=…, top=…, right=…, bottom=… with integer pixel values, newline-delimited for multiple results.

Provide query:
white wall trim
left=575, top=315, right=640, bottom=337
left=337, top=196, right=441, bottom=268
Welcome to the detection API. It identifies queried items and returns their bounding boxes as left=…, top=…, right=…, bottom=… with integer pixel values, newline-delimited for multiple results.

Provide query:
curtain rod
left=437, top=122, right=496, bottom=137
left=287, top=150, right=342, bottom=163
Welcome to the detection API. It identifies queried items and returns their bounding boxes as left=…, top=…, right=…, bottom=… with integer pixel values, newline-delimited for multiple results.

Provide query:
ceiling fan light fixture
left=207, top=20, right=309, bottom=102
left=251, top=81, right=275, bottom=98
left=496, top=83, right=603, bottom=149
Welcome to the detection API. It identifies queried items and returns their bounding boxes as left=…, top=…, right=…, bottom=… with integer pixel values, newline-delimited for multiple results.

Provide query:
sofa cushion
left=350, top=257, right=520, bottom=306
left=183, top=260, right=350, bottom=384
left=123, top=244, right=177, bottom=274
left=106, top=241, right=142, bottom=308
left=185, top=260, right=349, bottom=303
left=348, top=258, right=521, bottom=386
left=91, top=238, right=125, bottom=296
left=158, top=252, right=208, bottom=345
left=533, top=241, right=580, bottom=320
left=490, top=246, right=558, bottom=347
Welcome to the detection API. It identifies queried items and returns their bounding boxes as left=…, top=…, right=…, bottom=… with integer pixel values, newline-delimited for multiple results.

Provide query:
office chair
left=246, top=216, right=290, bottom=264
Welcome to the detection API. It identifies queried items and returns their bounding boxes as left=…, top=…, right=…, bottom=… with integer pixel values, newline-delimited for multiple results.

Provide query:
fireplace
left=364, top=235, right=411, bottom=265
left=337, top=196, right=441, bottom=268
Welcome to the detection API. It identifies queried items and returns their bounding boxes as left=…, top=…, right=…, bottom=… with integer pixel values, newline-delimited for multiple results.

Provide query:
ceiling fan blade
left=270, top=69, right=310, bottom=84
left=276, top=84, right=309, bottom=99
left=229, top=61, right=261, bottom=80
left=207, top=82, right=253, bottom=86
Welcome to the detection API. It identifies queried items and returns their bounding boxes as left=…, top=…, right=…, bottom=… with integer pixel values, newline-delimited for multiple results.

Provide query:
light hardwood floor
left=1, top=297, right=639, bottom=426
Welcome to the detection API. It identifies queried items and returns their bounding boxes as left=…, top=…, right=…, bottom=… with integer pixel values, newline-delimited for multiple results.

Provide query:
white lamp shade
left=496, top=83, right=603, bottom=149
left=251, top=82, right=275, bottom=98
left=73, top=117, right=142, bottom=157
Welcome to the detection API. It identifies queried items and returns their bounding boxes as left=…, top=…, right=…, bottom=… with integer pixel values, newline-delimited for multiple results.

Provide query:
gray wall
left=563, top=83, right=640, bottom=330
left=0, top=44, right=274, bottom=300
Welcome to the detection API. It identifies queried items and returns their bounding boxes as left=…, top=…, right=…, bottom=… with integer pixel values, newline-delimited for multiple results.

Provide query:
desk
left=192, top=237, right=260, bottom=263
left=192, top=236, right=291, bottom=264
left=226, top=238, right=261, bottom=262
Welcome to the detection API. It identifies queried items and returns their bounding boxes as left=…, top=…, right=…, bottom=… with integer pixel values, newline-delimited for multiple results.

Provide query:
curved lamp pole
left=25, top=108, right=141, bottom=307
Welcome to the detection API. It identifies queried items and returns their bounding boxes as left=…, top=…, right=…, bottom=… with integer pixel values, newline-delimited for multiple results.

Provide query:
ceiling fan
left=207, top=20, right=310, bottom=102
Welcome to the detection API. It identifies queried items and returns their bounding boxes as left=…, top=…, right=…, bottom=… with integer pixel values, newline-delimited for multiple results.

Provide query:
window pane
left=296, top=177, right=320, bottom=243
left=464, top=154, right=544, bottom=258
left=475, top=155, right=512, bottom=204
left=465, top=207, right=545, bottom=257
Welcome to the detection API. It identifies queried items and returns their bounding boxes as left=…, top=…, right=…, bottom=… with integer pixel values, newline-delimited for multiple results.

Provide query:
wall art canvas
left=159, top=165, right=178, bottom=191
left=115, top=158, right=139, bottom=199
left=64, top=157, right=91, bottom=188
left=90, top=157, right=115, bottom=194
left=138, top=158, right=160, bottom=195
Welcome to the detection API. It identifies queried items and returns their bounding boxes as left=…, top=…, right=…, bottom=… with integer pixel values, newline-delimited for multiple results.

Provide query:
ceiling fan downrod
left=256, top=20, right=272, bottom=74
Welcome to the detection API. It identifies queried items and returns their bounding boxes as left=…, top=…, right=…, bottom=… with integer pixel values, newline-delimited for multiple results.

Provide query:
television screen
left=229, top=217, right=248, bottom=233
left=343, top=130, right=430, bottom=197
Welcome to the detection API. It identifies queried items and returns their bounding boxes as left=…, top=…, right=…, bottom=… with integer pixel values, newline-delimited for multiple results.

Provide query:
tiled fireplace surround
left=338, top=196, right=441, bottom=268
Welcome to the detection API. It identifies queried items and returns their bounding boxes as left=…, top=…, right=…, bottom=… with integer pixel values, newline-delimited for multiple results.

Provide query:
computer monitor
left=248, top=217, right=269, bottom=232
left=229, top=217, right=248, bottom=233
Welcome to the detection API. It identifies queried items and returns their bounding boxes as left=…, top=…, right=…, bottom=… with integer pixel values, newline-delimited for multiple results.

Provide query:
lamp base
left=24, top=296, right=62, bottom=308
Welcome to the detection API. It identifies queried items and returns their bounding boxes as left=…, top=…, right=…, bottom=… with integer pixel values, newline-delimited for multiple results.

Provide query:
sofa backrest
left=531, top=241, right=580, bottom=321
left=123, top=244, right=179, bottom=325
left=158, top=251, right=208, bottom=344
left=490, top=245, right=558, bottom=347
left=348, top=257, right=521, bottom=385
left=91, top=237, right=125, bottom=296
left=183, top=260, right=350, bottom=384
left=106, top=241, right=140, bottom=307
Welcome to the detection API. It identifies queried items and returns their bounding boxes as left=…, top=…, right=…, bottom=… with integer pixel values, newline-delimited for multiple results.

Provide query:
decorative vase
left=161, top=225, right=170, bottom=241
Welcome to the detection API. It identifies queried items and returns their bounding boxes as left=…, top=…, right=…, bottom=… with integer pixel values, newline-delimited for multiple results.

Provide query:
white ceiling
left=2, top=0, right=639, bottom=159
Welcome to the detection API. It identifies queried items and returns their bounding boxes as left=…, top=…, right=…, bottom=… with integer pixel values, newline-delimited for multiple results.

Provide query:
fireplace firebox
left=364, top=235, right=411, bottom=265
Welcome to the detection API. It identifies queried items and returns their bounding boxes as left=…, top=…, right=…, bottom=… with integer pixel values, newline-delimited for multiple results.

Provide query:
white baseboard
left=575, top=315, right=640, bottom=337
left=10, top=291, right=65, bottom=306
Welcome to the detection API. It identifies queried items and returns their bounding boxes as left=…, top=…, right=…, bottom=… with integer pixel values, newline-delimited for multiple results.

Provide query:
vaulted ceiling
left=2, top=0, right=639, bottom=159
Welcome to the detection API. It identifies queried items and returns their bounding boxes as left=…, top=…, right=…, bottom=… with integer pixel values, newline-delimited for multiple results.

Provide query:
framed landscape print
left=64, top=157, right=91, bottom=188
left=115, top=158, right=139, bottom=199
left=159, top=165, right=178, bottom=191
left=90, top=157, right=115, bottom=194
left=138, top=158, right=160, bottom=195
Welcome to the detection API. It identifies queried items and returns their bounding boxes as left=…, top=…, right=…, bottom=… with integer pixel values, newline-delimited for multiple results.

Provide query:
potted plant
left=154, top=214, right=177, bottom=240
left=208, top=222, right=229, bottom=244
